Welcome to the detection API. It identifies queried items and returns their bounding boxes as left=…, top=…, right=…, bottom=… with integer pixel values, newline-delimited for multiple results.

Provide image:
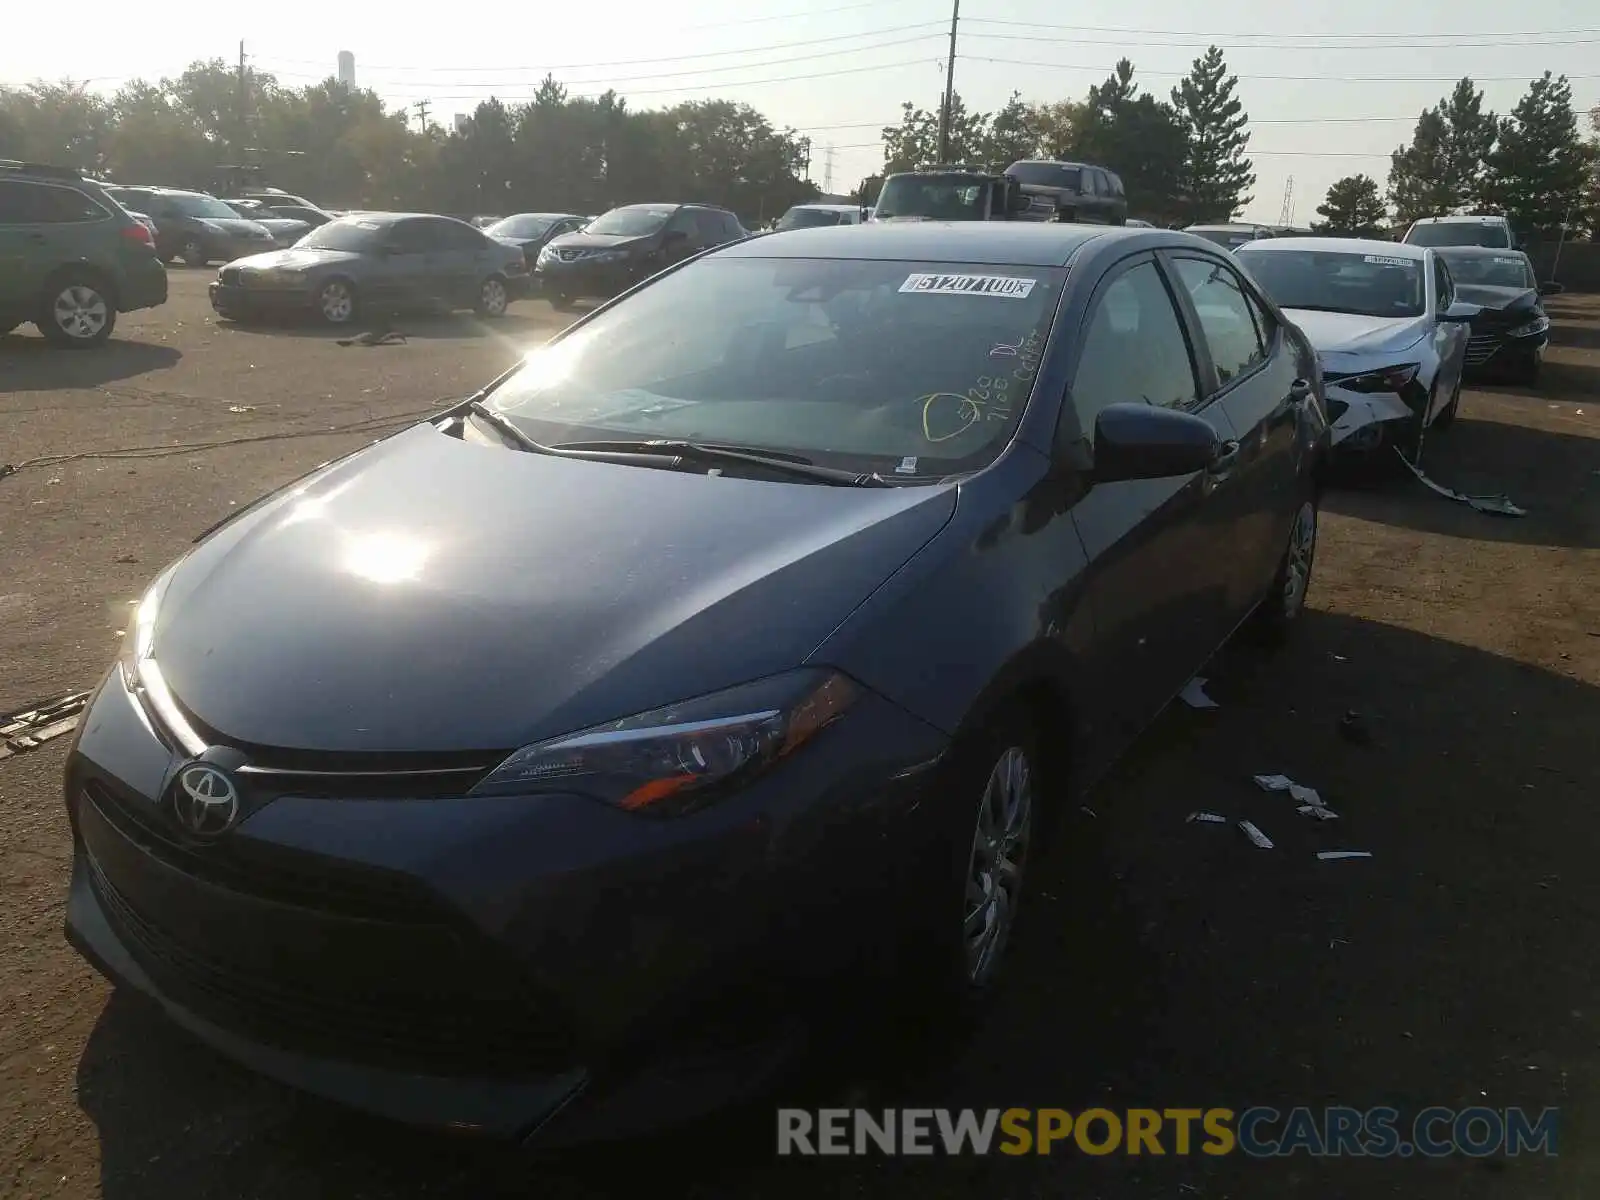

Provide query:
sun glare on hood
left=343, top=531, right=431, bottom=585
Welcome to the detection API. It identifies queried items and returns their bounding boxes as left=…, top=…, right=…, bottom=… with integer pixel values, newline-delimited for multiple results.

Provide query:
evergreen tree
left=1312, top=174, right=1389, bottom=237
left=1387, top=78, right=1497, bottom=221
left=1169, top=46, right=1255, bottom=223
left=1481, top=72, right=1591, bottom=237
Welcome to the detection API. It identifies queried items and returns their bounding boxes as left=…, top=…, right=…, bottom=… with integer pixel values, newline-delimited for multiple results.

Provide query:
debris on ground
left=0, top=691, right=91, bottom=761
left=336, top=327, right=407, bottom=347
left=1187, top=811, right=1229, bottom=824
left=1399, top=452, right=1527, bottom=516
left=228, top=404, right=257, bottom=413
left=1255, top=772, right=1340, bottom=819
left=1180, top=677, right=1220, bottom=709
left=1318, top=851, right=1373, bottom=861
left=1239, top=820, right=1274, bottom=849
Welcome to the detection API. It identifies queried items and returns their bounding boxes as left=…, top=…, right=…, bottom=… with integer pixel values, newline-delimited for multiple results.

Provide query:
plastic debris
left=1238, top=820, right=1274, bottom=849
left=228, top=404, right=257, bottom=413
left=1187, top=811, right=1229, bottom=824
left=1398, top=451, right=1526, bottom=516
left=1298, top=805, right=1340, bottom=821
left=1179, top=677, right=1219, bottom=709
left=1318, top=851, right=1373, bottom=861
left=1257, top=772, right=1340, bottom=819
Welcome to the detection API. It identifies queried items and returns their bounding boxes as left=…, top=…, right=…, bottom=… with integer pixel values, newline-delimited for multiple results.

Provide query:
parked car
left=483, top=212, right=589, bottom=268
left=1186, top=223, right=1282, bottom=248
left=233, top=186, right=327, bottom=215
left=264, top=204, right=333, bottom=229
left=1434, top=246, right=1562, bottom=385
left=1235, top=236, right=1470, bottom=460
left=533, top=202, right=747, bottom=309
left=103, top=186, right=277, bottom=266
left=208, top=211, right=529, bottom=325
left=125, top=211, right=160, bottom=239
left=869, top=169, right=1030, bottom=223
left=0, top=160, right=167, bottom=347
left=774, top=203, right=865, bottom=230
left=222, top=199, right=312, bottom=248
left=66, top=222, right=1329, bottom=1141
left=1003, top=159, right=1128, bottom=225
left=1400, top=214, right=1518, bottom=250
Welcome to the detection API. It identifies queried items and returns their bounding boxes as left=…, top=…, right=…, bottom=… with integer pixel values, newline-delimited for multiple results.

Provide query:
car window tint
left=388, top=220, right=435, bottom=252
left=1170, top=257, right=1265, bottom=386
left=0, top=180, right=42, bottom=222
left=694, top=210, right=723, bottom=242
left=1072, top=260, right=1198, bottom=423
left=436, top=219, right=484, bottom=250
left=665, top=209, right=699, bottom=237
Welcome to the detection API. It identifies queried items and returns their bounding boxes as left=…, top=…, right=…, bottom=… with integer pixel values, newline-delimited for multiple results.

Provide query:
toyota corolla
left=65, top=222, right=1329, bottom=1144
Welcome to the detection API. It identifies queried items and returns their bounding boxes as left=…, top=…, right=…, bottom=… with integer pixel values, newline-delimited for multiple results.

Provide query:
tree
left=1387, top=78, right=1498, bottom=221
left=1071, top=60, right=1188, bottom=225
left=1312, top=174, right=1389, bottom=237
left=1029, top=99, right=1085, bottom=159
left=1169, top=46, right=1254, bottom=224
left=1481, top=72, right=1592, bottom=238
left=982, top=92, right=1038, bottom=167
left=881, top=93, right=989, bottom=172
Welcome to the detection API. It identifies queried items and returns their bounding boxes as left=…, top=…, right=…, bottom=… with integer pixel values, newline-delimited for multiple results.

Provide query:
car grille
left=553, top=247, right=590, bottom=263
left=1465, top=311, right=1515, bottom=366
left=77, top=778, right=580, bottom=1077
left=219, top=267, right=242, bottom=287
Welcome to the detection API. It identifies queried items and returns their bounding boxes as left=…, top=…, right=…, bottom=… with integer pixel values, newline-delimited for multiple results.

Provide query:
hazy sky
left=4, top=0, right=1597, bottom=222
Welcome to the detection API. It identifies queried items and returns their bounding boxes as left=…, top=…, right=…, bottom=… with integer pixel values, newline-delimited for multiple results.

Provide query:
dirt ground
left=1, top=275, right=1598, bottom=1199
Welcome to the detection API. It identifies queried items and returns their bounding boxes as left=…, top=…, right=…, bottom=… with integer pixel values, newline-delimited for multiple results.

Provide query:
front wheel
left=1253, top=495, right=1318, bottom=642
left=181, top=238, right=209, bottom=267
left=475, top=275, right=509, bottom=318
left=315, top=278, right=358, bottom=326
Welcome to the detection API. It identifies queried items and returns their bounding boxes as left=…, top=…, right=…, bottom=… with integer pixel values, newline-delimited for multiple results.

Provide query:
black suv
left=1003, top=160, right=1127, bottom=225
left=0, top=161, right=168, bottom=347
left=532, top=203, right=748, bottom=309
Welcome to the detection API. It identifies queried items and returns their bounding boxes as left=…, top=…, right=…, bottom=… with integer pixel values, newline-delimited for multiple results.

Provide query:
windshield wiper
left=552, top=439, right=890, bottom=486
left=465, top=399, right=550, bottom=453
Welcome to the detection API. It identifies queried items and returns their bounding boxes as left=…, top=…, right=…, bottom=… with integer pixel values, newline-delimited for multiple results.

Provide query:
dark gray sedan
left=208, top=212, right=531, bottom=325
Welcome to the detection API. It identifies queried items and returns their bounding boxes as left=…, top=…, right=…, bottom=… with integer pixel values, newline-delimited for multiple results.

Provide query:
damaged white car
left=1234, top=237, right=1470, bottom=460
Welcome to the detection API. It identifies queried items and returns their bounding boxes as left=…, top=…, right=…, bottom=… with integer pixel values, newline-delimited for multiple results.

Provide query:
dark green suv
left=0, top=161, right=169, bottom=347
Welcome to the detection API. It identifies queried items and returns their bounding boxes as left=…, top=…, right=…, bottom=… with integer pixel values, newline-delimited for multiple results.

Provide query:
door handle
left=1208, top=440, right=1241, bottom=475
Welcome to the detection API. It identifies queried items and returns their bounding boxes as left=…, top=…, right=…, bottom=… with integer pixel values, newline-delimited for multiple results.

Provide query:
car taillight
left=122, top=223, right=153, bottom=246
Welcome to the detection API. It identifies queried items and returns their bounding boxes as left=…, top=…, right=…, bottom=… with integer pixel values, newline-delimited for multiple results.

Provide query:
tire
left=314, top=277, right=358, bottom=326
left=181, top=238, right=209, bottom=267
left=37, top=275, right=117, bottom=348
left=475, top=274, right=509, bottom=318
left=1432, top=375, right=1462, bottom=431
left=1253, top=492, right=1318, bottom=642
left=551, top=291, right=577, bottom=311
left=911, top=709, right=1040, bottom=1023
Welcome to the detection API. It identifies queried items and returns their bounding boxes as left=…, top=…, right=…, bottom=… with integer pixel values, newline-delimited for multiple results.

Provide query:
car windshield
left=296, top=218, right=387, bottom=252
left=488, top=215, right=556, bottom=238
left=168, top=194, right=245, bottom=219
left=587, top=207, right=672, bottom=237
left=1004, top=162, right=1082, bottom=191
left=1405, top=222, right=1511, bottom=248
left=1237, top=247, right=1426, bottom=319
left=874, top=175, right=987, bottom=220
left=487, top=256, right=1066, bottom=474
left=777, top=207, right=844, bottom=230
left=1438, top=252, right=1536, bottom=290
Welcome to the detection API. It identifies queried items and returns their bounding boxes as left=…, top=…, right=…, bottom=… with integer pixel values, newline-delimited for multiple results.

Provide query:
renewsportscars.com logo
left=777, top=1106, right=1559, bottom=1158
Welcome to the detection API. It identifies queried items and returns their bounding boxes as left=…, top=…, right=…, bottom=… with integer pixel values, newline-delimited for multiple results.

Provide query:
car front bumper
left=208, top=282, right=312, bottom=318
left=532, top=258, right=639, bottom=299
left=63, top=667, right=950, bottom=1142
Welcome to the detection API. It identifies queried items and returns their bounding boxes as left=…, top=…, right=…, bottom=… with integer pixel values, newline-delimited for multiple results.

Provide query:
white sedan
left=1233, top=237, right=1470, bottom=461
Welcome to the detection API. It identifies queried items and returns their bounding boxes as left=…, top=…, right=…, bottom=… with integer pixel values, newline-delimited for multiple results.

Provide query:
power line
left=961, top=54, right=1600, bottom=83
left=959, top=27, right=1600, bottom=51
left=250, top=22, right=946, bottom=74
left=959, top=16, right=1600, bottom=39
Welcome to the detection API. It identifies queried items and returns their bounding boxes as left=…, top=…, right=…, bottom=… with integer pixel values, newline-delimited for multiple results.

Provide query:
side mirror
left=1090, top=403, right=1223, bottom=483
left=1539, top=280, right=1565, bottom=296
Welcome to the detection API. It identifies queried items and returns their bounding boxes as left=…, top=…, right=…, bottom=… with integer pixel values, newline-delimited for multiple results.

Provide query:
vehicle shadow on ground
left=1322, top=414, right=1599, bottom=549
left=0, top=337, right=181, bottom=392
left=75, top=610, right=1599, bottom=1198
left=213, top=308, right=567, bottom=344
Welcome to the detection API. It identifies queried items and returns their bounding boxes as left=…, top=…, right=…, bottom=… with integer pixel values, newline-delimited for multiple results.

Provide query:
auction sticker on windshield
left=900, top=273, right=1039, bottom=299
left=1362, top=255, right=1409, bottom=266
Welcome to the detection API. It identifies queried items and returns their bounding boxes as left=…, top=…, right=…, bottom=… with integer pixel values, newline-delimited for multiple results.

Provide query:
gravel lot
left=2, top=273, right=1598, bottom=1199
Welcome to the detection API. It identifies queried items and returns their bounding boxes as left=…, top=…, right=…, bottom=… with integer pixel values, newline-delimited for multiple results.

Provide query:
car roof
left=1010, top=158, right=1093, bottom=169
left=1237, top=235, right=1428, bottom=260
left=1410, top=214, right=1509, bottom=226
left=1187, top=222, right=1269, bottom=232
left=717, top=221, right=1149, bottom=266
left=1431, top=245, right=1529, bottom=259
left=499, top=212, right=584, bottom=220
left=789, top=203, right=861, bottom=212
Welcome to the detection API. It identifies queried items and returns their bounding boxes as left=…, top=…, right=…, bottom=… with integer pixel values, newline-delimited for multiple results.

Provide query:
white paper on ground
left=1187, top=811, right=1229, bottom=824
left=1238, top=820, right=1274, bottom=849
left=1180, top=677, right=1220, bottom=709
left=1254, top=773, right=1325, bottom=809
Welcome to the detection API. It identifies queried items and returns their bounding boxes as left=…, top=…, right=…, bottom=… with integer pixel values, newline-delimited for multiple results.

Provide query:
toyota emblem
left=171, top=763, right=241, bottom=837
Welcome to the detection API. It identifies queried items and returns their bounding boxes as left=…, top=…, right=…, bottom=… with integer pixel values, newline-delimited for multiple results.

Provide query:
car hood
left=203, top=217, right=276, bottom=237
left=1453, top=283, right=1538, bottom=312
left=545, top=231, right=652, bottom=252
left=226, top=246, right=363, bottom=271
left=153, top=423, right=958, bottom=753
left=1283, top=308, right=1429, bottom=356
left=255, top=218, right=310, bottom=233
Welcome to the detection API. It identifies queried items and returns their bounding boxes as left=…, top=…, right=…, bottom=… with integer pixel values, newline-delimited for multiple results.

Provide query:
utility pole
left=1278, top=176, right=1295, bottom=226
left=412, top=100, right=431, bottom=133
left=936, top=0, right=960, bottom=165
left=823, top=145, right=835, bottom=193
left=236, top=41, right=248, bottom=164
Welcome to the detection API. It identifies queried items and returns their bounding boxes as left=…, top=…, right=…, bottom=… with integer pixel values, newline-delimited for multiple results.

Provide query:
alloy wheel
left=480, top=277, right=508, bottom=316
left=1281, top=500, right=1317, bottom=619
left=52, top=285, right=109, bottom=341
left=963, top=745, right=1033, bottom=988
left=319, top=281, right=354, bottom=324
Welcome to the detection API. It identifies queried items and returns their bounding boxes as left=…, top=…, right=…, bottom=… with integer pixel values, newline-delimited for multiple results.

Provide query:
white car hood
left=1285, top=308, right=1428, bottom=358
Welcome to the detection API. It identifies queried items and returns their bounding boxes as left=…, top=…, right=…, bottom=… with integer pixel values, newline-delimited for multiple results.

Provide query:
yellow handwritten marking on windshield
left=921, top=375, right=1017, bottom=442
left=921, top=392, right=983, bottom=442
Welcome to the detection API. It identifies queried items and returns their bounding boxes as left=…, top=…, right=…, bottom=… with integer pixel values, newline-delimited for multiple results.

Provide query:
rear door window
left=1005, top=162, right=1083, bottom=193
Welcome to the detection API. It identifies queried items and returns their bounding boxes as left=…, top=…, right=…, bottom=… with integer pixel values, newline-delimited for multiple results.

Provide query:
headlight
left=1507, top=315, right=1549, bottom=338
left=470, top=669, right=858, bottom=815
left=264, top=268, right=307, bottom=285
left=118, top=562, right=181, bottom=688
left=1331, top=363, right=1419, bottom=393
left=536, top=245, right=558, bottom=264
